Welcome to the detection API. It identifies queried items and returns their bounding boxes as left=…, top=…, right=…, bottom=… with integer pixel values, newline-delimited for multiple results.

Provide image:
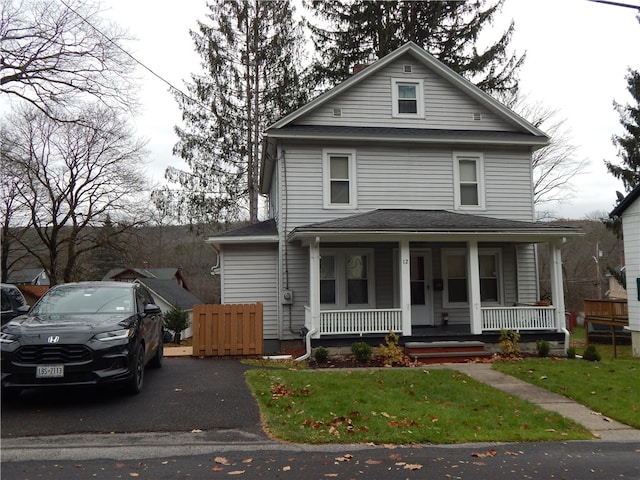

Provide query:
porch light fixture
left=441, top=312, right=449, bottom=327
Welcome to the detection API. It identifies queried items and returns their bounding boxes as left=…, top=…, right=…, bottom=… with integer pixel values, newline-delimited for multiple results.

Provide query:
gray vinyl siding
left=221, top=244, right=279, bottom=339
left=299, top=54, right=516, bottom=132
left=278, top=142, right=535, bottom=227
left=516, top=244, right=539, bottom=304
left=279, top=242, right=309, bottom=339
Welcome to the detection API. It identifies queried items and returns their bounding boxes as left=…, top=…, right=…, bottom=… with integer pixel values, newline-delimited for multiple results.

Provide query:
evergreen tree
left=305, top=0, right=523, bottom=98
left=605, top=68, right=640, bottom=192
left=153, top=0, right=308, bottom=225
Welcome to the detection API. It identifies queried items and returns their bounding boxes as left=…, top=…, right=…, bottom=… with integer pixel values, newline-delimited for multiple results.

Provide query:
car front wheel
left=149, top=334, right=163, bottom=369
left=126, top=344, right=145, bottom=395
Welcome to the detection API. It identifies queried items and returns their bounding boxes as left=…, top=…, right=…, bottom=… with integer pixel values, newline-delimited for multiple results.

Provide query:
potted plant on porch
left=164, top=305, right=190, bottom=344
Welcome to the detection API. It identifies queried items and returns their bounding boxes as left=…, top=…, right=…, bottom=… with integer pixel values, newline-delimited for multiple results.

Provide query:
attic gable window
left=323, top=149, right=357, bottom=209
left=391, top=78, right=424, bottom=118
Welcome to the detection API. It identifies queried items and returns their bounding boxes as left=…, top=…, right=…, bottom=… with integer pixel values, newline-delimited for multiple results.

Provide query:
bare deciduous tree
left=511, top=97, right=588, bottom=214
left=3, top=106, right=148, bottom=285
left=0, top=0, right=138, bottom=121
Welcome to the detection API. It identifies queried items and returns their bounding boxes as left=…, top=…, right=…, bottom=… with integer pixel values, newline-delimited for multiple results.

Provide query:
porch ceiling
left=289, top=209, right=582, bottom=244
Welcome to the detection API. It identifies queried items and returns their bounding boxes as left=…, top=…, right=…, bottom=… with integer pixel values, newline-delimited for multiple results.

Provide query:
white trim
left=322, top=148, right=357, bottom=209
left=391, top=78, right=424, bottom=118
left=453, top=152, right=485, bottom=210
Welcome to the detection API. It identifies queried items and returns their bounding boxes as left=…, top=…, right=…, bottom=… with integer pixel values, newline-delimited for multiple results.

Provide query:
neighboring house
left=6, top=268, right=49, bottom=286
left=207, top=42, right=581, bottom=353
left=606, top=268, right=627, bottom=300
left=134, top=278, right=203, bottom=339
left=103, top=267, right=190, bottom=290
left=610, top=184, right=640, bottom=357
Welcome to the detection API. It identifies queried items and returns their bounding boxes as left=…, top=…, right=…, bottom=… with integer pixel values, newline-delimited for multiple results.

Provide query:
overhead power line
left=57, top=0, right=207, bottom=110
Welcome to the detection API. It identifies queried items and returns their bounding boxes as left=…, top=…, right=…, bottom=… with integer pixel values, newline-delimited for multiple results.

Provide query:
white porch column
left=399, top=239, right=412, bottom=336
left=467, top=240, right=482, bottom=334
left=309, top=239, right=321, bottom=338
left=549, top=240, right=566, bottom=332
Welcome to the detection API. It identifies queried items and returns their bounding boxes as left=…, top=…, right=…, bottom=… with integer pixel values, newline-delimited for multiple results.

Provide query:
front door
left=410, top=252, right=433, bottom=326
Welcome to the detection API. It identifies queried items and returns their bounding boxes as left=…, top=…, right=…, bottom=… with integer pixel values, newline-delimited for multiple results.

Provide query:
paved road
left=2, top=438, right=639, bottom=479
left=1, top=357, right=264, bottom=438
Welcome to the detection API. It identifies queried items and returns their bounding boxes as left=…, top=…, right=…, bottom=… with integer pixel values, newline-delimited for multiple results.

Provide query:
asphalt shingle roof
left=293, top=209, right=579, bottom=234
left=135, top=278, right=203, bottom=310
left=214, top=219, right=278, bottom=238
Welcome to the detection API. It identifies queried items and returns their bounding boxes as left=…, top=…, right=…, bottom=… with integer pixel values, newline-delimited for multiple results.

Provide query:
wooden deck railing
left=584, top=299, right=628, bottom=321
left=583, top=299, right=629, bottom=357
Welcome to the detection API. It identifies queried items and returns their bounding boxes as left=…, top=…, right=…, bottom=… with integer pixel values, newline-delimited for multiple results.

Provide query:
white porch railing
left=319, top=308, right=403, bottom=335
left=481, top=306, right=557, bottom=331
left=304, top=306, right=558, bottom=337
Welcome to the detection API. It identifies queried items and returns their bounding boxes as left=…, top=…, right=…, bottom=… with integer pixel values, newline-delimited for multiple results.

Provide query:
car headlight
left=0, top=331, right=18, bottom=344
left=94, top=328, right=133, bottom=342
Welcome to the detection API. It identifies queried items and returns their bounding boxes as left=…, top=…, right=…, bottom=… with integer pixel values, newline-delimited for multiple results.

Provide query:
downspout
left=561, top=327, right=570, bottom=354
left=295, top=327, right=318, bottom=362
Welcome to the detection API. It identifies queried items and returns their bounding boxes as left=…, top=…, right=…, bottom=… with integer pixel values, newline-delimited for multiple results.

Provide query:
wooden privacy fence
left=192, top=303, right=263, bottom=357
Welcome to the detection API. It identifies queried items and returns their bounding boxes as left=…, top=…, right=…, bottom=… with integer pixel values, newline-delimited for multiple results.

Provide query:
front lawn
left=493, top=358, right=640, bottom=428
left=245, top=368, right=592, bottom=444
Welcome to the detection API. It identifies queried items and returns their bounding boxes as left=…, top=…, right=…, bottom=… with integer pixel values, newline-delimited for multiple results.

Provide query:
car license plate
left=36, top=365, right=64, bottom=378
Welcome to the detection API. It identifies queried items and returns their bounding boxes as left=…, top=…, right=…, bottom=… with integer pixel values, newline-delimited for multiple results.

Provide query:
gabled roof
left=102, top=267, right=185, bottom=282
left=135, top=278, right=203, bottom=311
left=205, top=219, right=279, bottom=247
left=261, top=42, right=549, bottom=193
left=289, top=209, right=582, bottom=243
left=6, top=268, right=49, bottom=285
left=610, top=184, right=640, bottom=217
left=267, top=42, right=545, bottom=136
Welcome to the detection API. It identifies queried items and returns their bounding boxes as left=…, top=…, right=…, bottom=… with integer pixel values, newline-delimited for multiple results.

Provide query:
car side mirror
left=144, top=304, right=162, bottom=315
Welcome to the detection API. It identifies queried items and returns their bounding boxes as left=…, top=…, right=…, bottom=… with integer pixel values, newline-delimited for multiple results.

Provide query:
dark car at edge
left=1, top=282, right=164, bottom=398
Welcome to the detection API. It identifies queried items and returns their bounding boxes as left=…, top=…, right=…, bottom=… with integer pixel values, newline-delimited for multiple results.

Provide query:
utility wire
left=57, top=0, right=209, bottom=111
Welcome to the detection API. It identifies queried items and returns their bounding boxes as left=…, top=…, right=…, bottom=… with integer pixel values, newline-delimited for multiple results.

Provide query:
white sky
left=105, top=0, right=640, bottom=220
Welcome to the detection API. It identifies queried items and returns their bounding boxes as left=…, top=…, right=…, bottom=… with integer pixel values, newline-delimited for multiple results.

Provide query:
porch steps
left=404, top=341, right=491, bottom=364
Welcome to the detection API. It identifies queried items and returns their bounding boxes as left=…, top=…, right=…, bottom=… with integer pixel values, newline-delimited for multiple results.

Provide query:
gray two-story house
left=207, top=42, right=581, bottom=354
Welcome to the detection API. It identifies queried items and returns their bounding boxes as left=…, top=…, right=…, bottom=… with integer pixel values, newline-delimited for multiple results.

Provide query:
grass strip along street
left=245, top=368, right=592, bottom=444
left=493, top=358, right=639, bottom=429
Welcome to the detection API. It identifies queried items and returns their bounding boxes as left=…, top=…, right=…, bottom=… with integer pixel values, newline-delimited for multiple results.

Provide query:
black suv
left=1, top=283, right=29, bottom=325
left=1, top=282, right=164, bottom=397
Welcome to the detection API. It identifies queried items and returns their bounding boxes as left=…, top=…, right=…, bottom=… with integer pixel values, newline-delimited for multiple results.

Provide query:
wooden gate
left=192, top=303, right=263, bottom=357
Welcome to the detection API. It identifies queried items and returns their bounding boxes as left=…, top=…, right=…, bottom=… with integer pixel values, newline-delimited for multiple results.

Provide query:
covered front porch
left=291, top=210, right=581, bottom=342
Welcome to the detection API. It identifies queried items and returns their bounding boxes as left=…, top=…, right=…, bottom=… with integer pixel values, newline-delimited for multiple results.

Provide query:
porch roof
left=289, top=209, right=582, bottom=243
left=205, top=219, right=279, bottom=247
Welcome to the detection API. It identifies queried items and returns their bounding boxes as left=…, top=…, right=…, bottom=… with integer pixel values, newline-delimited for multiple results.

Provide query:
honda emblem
left=47, top=336, right=60, bottom=344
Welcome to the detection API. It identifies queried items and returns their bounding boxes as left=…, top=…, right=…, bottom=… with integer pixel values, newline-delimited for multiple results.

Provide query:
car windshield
left=31, top=286, right=134, bottom=315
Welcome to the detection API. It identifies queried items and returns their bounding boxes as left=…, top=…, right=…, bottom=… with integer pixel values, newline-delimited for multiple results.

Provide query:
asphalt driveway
left=1, top=357, right=265, bottom=439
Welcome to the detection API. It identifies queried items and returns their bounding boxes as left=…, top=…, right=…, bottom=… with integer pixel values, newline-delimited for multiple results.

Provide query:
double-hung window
left=453, top=152, right=485, bottom=210
left=320, top=250, right=373, bottom=308
left=391, top=78, right=424, bottom=118
left=443, top=249, right=468, bottom=306
left=479, top=251, right=501, bottom=303
left=323, top=149, right=356, bottom=208
left=442, top=248, right=502, bottom=306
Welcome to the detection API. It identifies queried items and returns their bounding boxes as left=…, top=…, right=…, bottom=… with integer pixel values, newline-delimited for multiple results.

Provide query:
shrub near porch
left=245, top=368, right=591, bottom=444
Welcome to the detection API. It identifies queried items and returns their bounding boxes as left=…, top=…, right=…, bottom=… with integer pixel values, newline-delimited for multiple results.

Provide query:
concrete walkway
left=451, top=363, right=639, bottom=442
